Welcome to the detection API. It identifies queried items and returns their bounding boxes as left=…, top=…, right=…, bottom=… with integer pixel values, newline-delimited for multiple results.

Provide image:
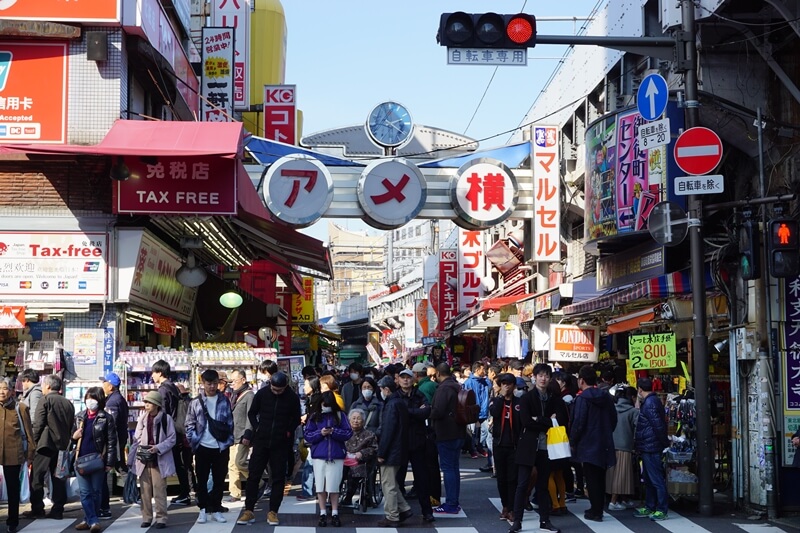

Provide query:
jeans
left=194, top=445, right=229, bottom=513
left=480, top=421, right=493, bottom=465
left=301, top=458, right=315, bottom=497
left=76, top=469, right=106, bottom=526
left=641, top=452, right=669, bottom=513
left=436, top=438, right=461, bottom=507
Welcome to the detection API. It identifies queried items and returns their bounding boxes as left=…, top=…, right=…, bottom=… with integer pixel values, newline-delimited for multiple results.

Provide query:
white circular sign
left=263, top=155, right=334, bottom=228
left=449, top=158, right=519, bottom=229
left=357, top=159, right=427, bottom=229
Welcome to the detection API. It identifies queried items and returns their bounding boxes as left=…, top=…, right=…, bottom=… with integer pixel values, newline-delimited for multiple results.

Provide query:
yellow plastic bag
left=546, top=420, right=571, bottom=460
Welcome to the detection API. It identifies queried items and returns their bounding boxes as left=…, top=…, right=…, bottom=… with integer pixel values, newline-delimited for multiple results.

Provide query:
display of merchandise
left=191, top=343, right=277, bottom=392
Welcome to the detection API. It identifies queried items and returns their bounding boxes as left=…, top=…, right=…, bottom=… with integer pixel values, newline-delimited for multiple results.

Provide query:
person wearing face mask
left=349, top=377, right=383, bottom=433
left=297, top=377, right=322, bottom=502
left=341, top=363, right=364, bottom=413
left=304, top=391, right=353, bottom=527
left=340, top=409, right=378, bottom=507
left=376, top=376, right=412, bottom=527
left=0, top=378, right=34, bottom=533
left=71, top=387, right=117, bottom=533
left=489, top=373, right=521, bottom=525
left=429, top=363, right=465, bottom=515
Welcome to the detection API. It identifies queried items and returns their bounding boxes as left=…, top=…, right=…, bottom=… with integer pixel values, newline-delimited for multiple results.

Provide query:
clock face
left=366, top=101, right=414, bottom=148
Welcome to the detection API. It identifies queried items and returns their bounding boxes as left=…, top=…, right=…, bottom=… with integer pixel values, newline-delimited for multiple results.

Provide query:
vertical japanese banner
left=438, top=249, right=459, bottom=332
left=783, top=276, right=800, bottom=465
left=210, top=0, right=249, bottom=110
left=291, top=276, right=314, bottom=323
left=415, top=299, right=429, bottom=342
left=532, top=125, right=561, bottom=262
left=263, top=85, right=297, bottom=144
left=615, top=110, right=652, bottom=233
left=458, top=229, right=484, bottom=311
left=200, top=27, right=235, bottom=122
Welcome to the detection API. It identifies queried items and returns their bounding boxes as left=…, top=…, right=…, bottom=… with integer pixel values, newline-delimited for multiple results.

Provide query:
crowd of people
left=0, top=357, right=674, bottom=532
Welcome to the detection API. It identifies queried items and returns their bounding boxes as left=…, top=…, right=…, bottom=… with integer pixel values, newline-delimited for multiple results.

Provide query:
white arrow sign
left=645, top=78, right=659, bottom=120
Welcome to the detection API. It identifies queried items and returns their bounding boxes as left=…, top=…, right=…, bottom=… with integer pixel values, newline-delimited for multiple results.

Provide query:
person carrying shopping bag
left=129, top=391, right=176, bottom=529
left=0, top=378, right=35, bottom=533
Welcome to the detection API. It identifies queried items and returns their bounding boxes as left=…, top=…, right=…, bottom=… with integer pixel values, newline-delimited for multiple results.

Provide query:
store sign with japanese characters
left=115, top=156, right=237, bottom=215
left=628, top=332, right=676, bottom=370
left=783, top=276, right=800, bottom=412
left=0, top=232, right=107, bottom=299
left=549, top=324, right=599, bottom=362
left=449, top=158, right=519, bottom=229
left=447, top=48, right=527, bottom=66
left=457, top=229, right=484, bottom=311
left=291, top=276, right=314, bottom=323
left=532, top=125, right=561, bottom=262
left=211, top=0, right=249, bottom=109
left=263, top=155, right=334, bottom=227
left=438, top=249, right=459, bottom=330
left=264, top=85, right=296, bottom=144
left=358, top=159, right=427, bottom=229
left=201, top=27, right=235, bottom=122
left=0, top=42, right=67, bottom=143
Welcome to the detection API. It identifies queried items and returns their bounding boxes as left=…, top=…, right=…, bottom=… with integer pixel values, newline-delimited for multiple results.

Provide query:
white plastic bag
left=19, top=462, right=30, bottom=503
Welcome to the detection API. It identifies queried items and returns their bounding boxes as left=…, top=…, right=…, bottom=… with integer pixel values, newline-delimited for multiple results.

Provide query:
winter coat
left=489, top=394, right=522, bottom=448
left=129, top=410, right=177, bottom=477
left=105, top=390, right=129, bottom=460
left=634, top=392, right=669, bottom=453
left=430, top=376, right=466, bottom=442
left=344, top=428, right=378, bottom=478
left=416, top=376, right=437, bottom=404
left=304, top=411, right=353, bottom=461
left=463, top=375, right=491, bottom=420
left=33, top=392, right=75, bottom=456
left=397, top=387, right=430, bottom=451
left=341, top=380, right=363, bottom=413
left=21, top=384, right=43, bottom=421
left=377, top=390, right=408, bottom=466
left=73, top=409, right=117, bottom=467
left=245, top=384, right=301, bottom=448
left=612, top=398, right=638, bottom=452
left=569, top=386, right=617, bottom=468
left=0, top=398, right=34, bottom=465
left=230, top=385, right=254, bottom=443
left=185, top=393, right=234, bottom=452
left=350, top=396, right=383, bottom=433
left=158, top=381, right=181, bottom=419
left=516, top=387, right=569, bottom=466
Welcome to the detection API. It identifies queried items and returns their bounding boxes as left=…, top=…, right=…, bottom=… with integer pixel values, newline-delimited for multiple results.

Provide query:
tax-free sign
left=628, top=332, right=676, bottom=370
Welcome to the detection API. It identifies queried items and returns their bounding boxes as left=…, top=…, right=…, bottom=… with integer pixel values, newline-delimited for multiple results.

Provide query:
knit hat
left=144, top=391, right=163, bottom=408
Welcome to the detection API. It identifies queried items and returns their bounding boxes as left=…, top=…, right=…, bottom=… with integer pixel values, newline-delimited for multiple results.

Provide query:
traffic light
left=767, top=218, right=800, bottom=278
left=437, top=12, right=536, bottom=49
left=738, top=220, right=761, bottom=280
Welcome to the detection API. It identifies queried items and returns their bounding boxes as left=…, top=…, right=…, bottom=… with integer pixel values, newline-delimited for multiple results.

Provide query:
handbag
left=54, top=448, right=73, bottom=479
left=201, top=398, right=231, bottom=442
left=546, top=419, right=571, bottom=460
left=74, top=419, right=105, bottom=476
left=136, top=446, right=157, bottom=465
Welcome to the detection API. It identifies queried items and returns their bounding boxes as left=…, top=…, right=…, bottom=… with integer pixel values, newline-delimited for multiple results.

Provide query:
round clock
left=366, top=101, right=414, bottom=148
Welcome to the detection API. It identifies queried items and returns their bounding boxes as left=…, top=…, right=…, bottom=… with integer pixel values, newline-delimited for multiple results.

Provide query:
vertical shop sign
left=457, top=229, right=484, bottom=311
left=263, top=85, right=296, bottom=144
left=201, top=27, right=235, bottom=122
left=0, top=0, right=119, bottom=22
left=102, top=324, right=115, bottom=374
left=784, top=277, right=800, bottom=412
left=532, top=125, right=561, bottom=262
left=291, top=276, right=314, bottom=323
left=210, top=0, right=249, bottom=110
left=438, top=249, right=458, bottom=331
left=414, top=299, right=429, bottom=342
left=616, top=110, right=653, bottom=232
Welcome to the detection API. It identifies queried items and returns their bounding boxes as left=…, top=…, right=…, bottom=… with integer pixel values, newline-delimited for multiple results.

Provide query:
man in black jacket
left=25, top=374, right=74, bottom=520
left=237, top=372, right=301, bottom=527
left=99, top=372, right=128, bottom=519
left=152, top=359, right=191, bottom=506
left=490, top=373, right=521, bottom=524
left=429, top=363, right=465, bottom=515
left=376, top=377, right=412, bottom=527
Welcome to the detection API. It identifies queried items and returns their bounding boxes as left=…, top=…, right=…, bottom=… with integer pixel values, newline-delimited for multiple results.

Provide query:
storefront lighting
left=175, top=252, right=208, bottom=287
left=219, top=290, right=243, bottom=309
left=109, top=156, right=130, bottom=181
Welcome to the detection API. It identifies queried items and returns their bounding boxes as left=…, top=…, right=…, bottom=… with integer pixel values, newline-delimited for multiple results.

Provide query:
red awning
left=482, top=293, right=530, bottom=311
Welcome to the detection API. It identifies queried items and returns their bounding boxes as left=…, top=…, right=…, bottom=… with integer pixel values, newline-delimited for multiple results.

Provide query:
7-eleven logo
left=0, top=51, right=11, bottom=92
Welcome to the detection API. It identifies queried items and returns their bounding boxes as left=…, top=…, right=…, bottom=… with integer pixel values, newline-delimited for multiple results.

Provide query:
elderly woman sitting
left=340, top=409, right=378, bottom=507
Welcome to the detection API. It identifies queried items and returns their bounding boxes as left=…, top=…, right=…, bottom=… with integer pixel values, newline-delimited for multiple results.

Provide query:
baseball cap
left=377, top=375, right=397, bottom=392
left=270, top=371, right=289, bottom=388
left=398, top=369, right=414, bottom=378
left=100, top=372, right=121, bottom=387
left=411, top=362, right=431, bottom=373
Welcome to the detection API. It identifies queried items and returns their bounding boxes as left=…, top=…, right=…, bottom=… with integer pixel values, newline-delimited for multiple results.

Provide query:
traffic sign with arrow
left=637, top=73, right=669, bottom=121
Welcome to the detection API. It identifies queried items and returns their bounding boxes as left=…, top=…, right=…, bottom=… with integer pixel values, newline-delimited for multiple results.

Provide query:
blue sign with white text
left=637, top=73, right=669, bottom=121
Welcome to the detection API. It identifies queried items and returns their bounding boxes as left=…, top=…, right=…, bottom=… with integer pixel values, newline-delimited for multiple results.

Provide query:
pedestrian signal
left=437, top=12, right=537, bottom=49
left=767, top=218, right=800, bottom=278
left=738, top=221, right=761, bottom=281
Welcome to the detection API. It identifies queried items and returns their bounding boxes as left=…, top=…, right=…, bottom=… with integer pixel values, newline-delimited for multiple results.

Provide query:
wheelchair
left=341, top=459, right=383, bottom=512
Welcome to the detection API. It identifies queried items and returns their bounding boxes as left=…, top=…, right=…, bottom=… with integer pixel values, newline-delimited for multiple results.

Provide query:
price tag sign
left=628, top=332, right=677, bottom=370
left=637, top=117, right=671, bottom=149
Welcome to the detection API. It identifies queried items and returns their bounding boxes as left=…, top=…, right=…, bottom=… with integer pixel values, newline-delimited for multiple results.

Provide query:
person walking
left=151, top=359, right=191, bottom=506
left=0, top=378, right=34, bottom=533
left=607, top=386, right=639, bottom=511
left=429, top=363, right=465, bottom=515
left=25, top=374, right=74, bottom=521
left=185, top=369, right=234, bottom=525
left=634, top=377, right=670, bottom=521
left=224, top=368, right=254, bottom=503
left=570, top=365, right=618, bottom=523
left=130, top=391, right=176, bottom=529
left=237, top=371, right=301, bottom=527
left=304, top=390, right=353, bottom=527
left=376, top=377, right=413, bottom=527
left=72, top=387, right=117, bottom=533
left=489, top=373, right=520, bottom=525
left=99, top=372, right=128, bottom=520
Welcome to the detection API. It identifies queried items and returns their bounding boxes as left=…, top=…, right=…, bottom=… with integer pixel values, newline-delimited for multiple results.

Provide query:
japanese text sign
left=264, top=85, right=296, bottom=143
left=291, top=276, right=314, bottom=323
left=450, top=159, right=519, bottom=229
left=115, top=156, right=237, bottom=215
left=447, top=48, right=527, bottom=66
left=0, top=232, right=107, bottom=299
left=457, top=229, right=484, bottom=311
left=532, top=125, right=560, bottom=262
left=784, top=276, right=800, bottom=411
left=549, top=324, right=599, bottom=362
left=358, top=159, right=427, bottom=229
left=0, top=42, right=67, bottom=143
left=263, top=155, right=334, bottom=227
left=0, top=0, right=119, bottom=22
left=211, top=0, right=249, bottom=109
left=627, top=332, right=676, bottom=370
left=152, top=313, right=177, bottom=336
left=616, top=110, right=656, bottom=233
left=201, top=27, right=235, bottom=122
left=438, top=249, right=459, bottom=330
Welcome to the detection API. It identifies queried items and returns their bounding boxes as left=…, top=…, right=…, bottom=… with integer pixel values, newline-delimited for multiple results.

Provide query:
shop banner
left=532, top=125, right=561, bottom=262
left=264, top=85, right=297, bottom=144
left=152, top=313, right=177, bottom=336
left=114, top=156, right=237, bottom=215
left=0, top=306, right=24, bottom=328
left=437, top=249, right=458, bottom=332
left=0, top=232, right=107, bottom=299
left=201, top=27, right=235, bottom=122
left=784, top=277, right=800, bottom=412
left=291, top=276, right=314, bottom=323
left=548, top=324, right=599, bottom=362
left=457, top=229, right=484, bottom=311
left=414, top=299, right=431, bottom=342
left=0, top=42, right=68, bottom=143
left=627, top=332, right=676, bottom=370
left=102, top=324, right=114, bottom=374
left=210, top=0, right=249, bottom=110
left=73, top=331, right=97, bottom=365
left=0, top=0, right=119, bottom=22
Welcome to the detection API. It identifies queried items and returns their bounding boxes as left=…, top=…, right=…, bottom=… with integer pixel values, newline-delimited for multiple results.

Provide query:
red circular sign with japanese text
left=449, top=158, right=519, bottom=229
left=673, top=127, right=723, bottom=176
left=263, top=155, right=334, bottom=228
left=357, top=159, right=427, bottom=230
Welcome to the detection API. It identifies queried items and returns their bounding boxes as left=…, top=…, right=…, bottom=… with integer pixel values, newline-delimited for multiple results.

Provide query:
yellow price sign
left=628, top=332, right=677, bottom=370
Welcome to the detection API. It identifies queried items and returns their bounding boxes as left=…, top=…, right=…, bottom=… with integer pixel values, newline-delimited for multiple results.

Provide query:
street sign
left=673, top=127, right=723, bottom=175
left=637, top=117, right=671, bottom=149
left=648, top=201, right=688, bottom=246
left=637, top=73, right=669, bottom=121
left=674, top=174, right=724, bottom=196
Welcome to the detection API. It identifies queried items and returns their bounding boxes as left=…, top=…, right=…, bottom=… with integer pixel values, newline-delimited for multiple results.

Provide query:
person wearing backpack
left=429, top=363, right=466, bottom=515
left=152, top=359, right=192, bottom=506
left=0, top=378, right=35, bottom=533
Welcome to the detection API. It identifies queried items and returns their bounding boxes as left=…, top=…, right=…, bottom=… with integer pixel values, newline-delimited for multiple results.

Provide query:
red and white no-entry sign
left=673, top=127, right=723, bottom=175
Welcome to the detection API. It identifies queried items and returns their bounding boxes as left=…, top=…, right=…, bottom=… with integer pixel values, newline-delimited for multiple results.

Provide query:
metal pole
left=681, top=0, right=714, bottom=516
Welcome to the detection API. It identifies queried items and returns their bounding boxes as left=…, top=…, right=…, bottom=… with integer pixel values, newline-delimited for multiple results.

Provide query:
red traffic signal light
left=767, top=218, right=800, bottom=278
left=438, top=12, right=536, bottom=49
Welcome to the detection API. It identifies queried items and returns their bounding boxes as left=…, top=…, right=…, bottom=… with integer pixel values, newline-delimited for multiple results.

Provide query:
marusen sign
left=548, top=324, right=599, bottom=362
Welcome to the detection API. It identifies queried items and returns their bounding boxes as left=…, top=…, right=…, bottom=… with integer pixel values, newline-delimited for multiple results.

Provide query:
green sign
left=628, top=332, right=676, bottom=370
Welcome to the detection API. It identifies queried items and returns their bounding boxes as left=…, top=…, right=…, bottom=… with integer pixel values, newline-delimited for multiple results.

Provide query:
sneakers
left=634, top=507, right=655, bottom=518
left=433, top=504, right=461, bottom=514
left=469, top=452, right=479, bottom=459
left=222, top=495, right=240, bottom=503
left=236, top=510, right=255, bottom=525
left=172, top=496, right=191, bottom=506
left=565, top=492, right=577, bottom=503
left=540, top=521, right=561, bottom=532
left=479, top=464, right=494, bottom=472
left=318, top=515, right=327, bottom=527
left=650, top=511, right=668, bottom=521
left=507, top=522, right=522, bottom=533
left=330, top=514, right=341, bottom=527
left=267, top=511, right=280, bottom=526
left=477, top=450, right=489, bottom=458
left=608, top=502, right=627, bottom=511
left=74, top=523, right=90, bottom=531
left=98, top=510, right=112, bottom=520
left=197, top=510, right=207, bottom=524
left=212, top=512, right=227, bottom=523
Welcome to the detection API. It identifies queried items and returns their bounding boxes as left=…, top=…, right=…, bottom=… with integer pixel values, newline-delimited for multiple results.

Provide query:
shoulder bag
left=201, top=397, right=231, bottom=442
left=74, top=418, right=105, bottom=476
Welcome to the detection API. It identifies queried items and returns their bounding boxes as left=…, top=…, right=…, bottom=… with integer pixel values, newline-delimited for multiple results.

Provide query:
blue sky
left=281, top=0, right=602, bottom=241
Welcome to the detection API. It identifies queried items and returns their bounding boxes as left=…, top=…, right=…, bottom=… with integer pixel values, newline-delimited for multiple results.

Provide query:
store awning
left=606, top=307, right=657, bottom=334
left=419, top=142, right=530, bottom=169
left=246, top=136, right=364, bottom=167
left=452, top=293, right=530, bottom=335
